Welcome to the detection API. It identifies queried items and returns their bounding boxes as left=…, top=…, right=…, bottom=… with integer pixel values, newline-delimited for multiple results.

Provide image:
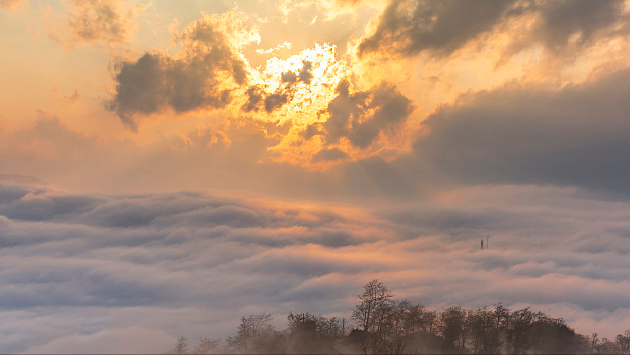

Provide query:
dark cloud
left=533, top=0, right=629, bottom=49
left=108, top=17, right=247, bottom=127
left=242, top=86, right=264, bottom=112
left=301, top=123, right=322, bottom=140
left=358, top=0, right=520, bottom=57
left=414, top=68, right=630, bottom=196
left=358, top=0, right=628, bottom=58
left=318, top=80, right=413, bottom=148
left=312, top=148, right=348, bottom=162
left=264, top=92, right=289, bottom=113
left=299, top=60, right=313, bottom=84
left=281, top=70, right=298, bottom=84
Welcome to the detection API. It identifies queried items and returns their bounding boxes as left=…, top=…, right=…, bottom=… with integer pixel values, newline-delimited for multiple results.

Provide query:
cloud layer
left=414, top=68, right=630, bottom=196
left=0, top=181, right=627, bottom=353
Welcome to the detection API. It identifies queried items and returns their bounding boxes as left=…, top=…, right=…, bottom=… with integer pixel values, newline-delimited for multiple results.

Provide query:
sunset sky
left=0, top=0, right=629, bottom=352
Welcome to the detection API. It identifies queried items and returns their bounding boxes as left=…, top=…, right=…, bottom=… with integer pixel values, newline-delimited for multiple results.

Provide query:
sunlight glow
left=249, top=43, right=350, bottom=126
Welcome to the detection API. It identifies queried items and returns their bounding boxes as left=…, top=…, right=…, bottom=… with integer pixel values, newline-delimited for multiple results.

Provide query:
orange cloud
left=0, top=0, right=21, bottom=10
left=42, top=0, right=147, bottom=48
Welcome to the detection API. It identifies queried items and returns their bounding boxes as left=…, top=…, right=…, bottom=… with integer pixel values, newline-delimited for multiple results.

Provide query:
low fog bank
left=168, top=280, right=630, bottom=354
left=0, top=181, right=627, bottom=353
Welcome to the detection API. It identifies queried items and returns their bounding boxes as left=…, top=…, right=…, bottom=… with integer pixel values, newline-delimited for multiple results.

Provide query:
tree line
left=170, top=279, right=630, bottom=354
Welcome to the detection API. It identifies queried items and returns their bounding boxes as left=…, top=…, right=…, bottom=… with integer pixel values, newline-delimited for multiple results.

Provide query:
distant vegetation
left=169, top=279, right=630, bottom=354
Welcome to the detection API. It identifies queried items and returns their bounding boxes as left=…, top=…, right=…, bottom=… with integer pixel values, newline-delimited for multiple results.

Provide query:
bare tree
left=507, top=307, right=533, bottom=354
left=173, top=335, right=189, bottom=354
left=228, top=313, right=276, bottom=353
left=193, top=337, right=220, bottom=354
left=439, top=306, right=467, bottom=351
left=352, top=279, right=394, bottom=332
left=616, top=330, right=630, bottom=354
left=467, top=306, right=503, bottom=354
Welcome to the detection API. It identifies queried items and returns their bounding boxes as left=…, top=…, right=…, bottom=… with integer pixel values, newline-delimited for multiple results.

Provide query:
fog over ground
left=0, top=181, right=627, bottom=353
left=0, top=0, right=628, bottom=352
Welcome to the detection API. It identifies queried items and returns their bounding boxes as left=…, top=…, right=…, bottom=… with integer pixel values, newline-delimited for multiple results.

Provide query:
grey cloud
left=358, top=0, right=628, bottom=58
left=320, top=81, right=413, bottom=148
left=312, top=148, right=348, bottom=162
left=358, top=0, right=520, bottom=57
left=534, top=0, right=629, bottom=49
left=281, top=71, right=298, bottom=84
left=301, top=123, right=322, bottom=140
left=0, top=193, right=102, bottom=222
left=264, top=92, right=289, bottom=113
left=414, top=68, right=630, bottom=196
left=0, top=258, right=174, bottom=308
left=109, top=52, right=232, bottom=127
left=242, top=86, right=264, bottom=112
left=0, top=183, right=39, bottom=203
left=109, top=18, right=246, bottom=127
left=299, top=61, right=313, bottom=84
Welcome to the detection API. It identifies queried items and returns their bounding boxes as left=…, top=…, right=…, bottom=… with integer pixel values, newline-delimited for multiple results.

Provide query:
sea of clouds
left=0, top=181, right=628, bottom=353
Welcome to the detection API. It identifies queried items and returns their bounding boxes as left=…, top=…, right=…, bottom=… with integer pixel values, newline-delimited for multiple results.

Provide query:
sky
left=0, top=0, right=629, bottom=353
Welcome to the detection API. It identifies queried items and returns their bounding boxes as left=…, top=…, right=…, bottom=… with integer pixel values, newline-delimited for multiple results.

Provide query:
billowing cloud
left=108, top=13, right=252, bottom=127
left=0, top=181, right=626, bottom=353
left=308, top=80, right=413, bottom=148
left=358, top=0, right=628, bottom=58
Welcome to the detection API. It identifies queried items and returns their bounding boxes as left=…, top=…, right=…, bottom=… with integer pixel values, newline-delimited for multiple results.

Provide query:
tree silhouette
left=173, top=335, right=189, bottom=354
left=169, top=279, right=627, bottom=354
left=352, top=279, right=394, bottom=332
left=228, top=313, right=278, bottom=353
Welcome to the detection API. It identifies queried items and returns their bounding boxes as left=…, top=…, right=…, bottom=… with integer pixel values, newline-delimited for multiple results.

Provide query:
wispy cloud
left=42, top=0, right=146, bottom=48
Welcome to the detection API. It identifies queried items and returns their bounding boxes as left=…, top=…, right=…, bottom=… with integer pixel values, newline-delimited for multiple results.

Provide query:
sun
left=233, top=43, right=353, bottom=167
left=246, top=43, right=350, bottom=127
